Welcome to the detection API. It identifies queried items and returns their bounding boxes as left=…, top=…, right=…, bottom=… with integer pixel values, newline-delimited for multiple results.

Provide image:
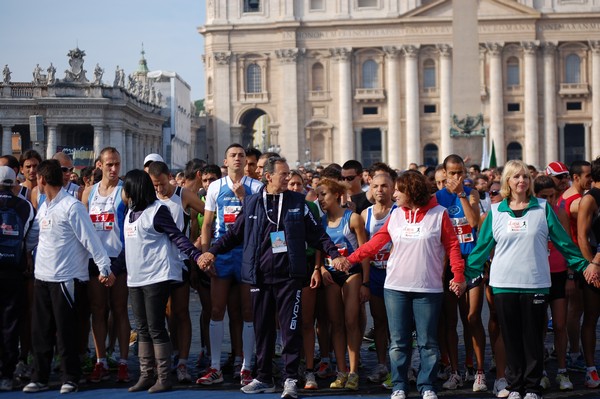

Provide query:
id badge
left=270, top=231, right=288, bottom=254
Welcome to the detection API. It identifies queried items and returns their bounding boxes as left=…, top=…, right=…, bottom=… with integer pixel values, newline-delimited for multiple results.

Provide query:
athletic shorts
left=548, top=271, right=567, bottom=301
left=88, top=258, right=124, bottom=277
left=327, top=264, right=362, bottom=288
left=369, top=266, right=386, bottom=298
left=214, top=247, right=243, bottom=282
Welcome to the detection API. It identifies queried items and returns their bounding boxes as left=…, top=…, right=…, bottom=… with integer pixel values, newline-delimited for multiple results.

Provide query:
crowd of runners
left=2, top=144, right=600, bottom=399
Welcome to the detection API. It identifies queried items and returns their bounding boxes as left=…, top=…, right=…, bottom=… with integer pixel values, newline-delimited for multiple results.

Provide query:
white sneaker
left=367, top=363, right=389, bottom=383
left=241, top=378, right=276, bottom=394
left=391, top=390, right=406, bottom=399
left=59, top=381, right=78, bottom=394
left=555, top=372, right=573, bottom=390
left=281, top=378, right=298, bottom=399
left=22, top=382, right=49, bottom=393
left=442, top=372, right=463, bottom=390
left=507, top=392, right=521, bottom=399
left=493, top=377, right=510, bottom=398
left=422, top=390, right=438, bottom=399
left=473, top=371, right=487, bottom=392
left=539, top=372, right=551, bottom=390
left=523, top=393, right=542, bottom=399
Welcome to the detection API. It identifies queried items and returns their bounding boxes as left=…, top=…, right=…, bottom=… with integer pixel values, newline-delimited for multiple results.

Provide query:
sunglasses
left=490, top=190, right=500, bottom=196
left=555, top=173, right=569, bottom=179
left=61, top=167, right=74, bottom=173
left=340, top=175, right=357, bottom=182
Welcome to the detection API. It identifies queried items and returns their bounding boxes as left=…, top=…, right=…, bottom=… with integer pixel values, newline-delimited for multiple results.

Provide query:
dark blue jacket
left=208, top=188, right=341, bottom=285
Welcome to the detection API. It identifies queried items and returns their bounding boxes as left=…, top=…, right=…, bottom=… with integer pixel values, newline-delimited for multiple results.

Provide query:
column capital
left=213, top=51, right=233, bottom=65
left=329, top=47, right=352, bottom=61
left=521, top=41, right=540, bottom=55
left=485, top=42, right=504, bottom=56
left=589, top=40, right=600, bottom=54
left=402, top=45, right=420, bottom=59
left=383, top=46, right=401, bottom=59
left=437, top=44, right=452, bottom=58
left=275, top=48, right=304, bottom=64
left=543, top=41, right=557, bottom=55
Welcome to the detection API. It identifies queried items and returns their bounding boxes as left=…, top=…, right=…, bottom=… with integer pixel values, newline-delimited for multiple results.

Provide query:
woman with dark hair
left=119, top=170, right=203, bottom=393
left=316, top=178, right=369, bottom=391
left=346, top=170, right=465, bottom=399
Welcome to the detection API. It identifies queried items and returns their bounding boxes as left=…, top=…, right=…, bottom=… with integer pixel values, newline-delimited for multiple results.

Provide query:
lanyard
left=263, top=191, right=283, bottom=231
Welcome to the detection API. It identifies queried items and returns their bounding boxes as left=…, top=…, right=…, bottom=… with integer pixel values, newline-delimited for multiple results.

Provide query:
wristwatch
left=458, top=191, right=467, bottom=199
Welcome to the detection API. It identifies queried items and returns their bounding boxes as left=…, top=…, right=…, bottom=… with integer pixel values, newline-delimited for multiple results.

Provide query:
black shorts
left=88, top=258, right=124, bottom=277
left=171, top=266, right=190, bottom=288
left=549, top=271, right=567, bottom=301
left=329, top=265, right=362, bottom=288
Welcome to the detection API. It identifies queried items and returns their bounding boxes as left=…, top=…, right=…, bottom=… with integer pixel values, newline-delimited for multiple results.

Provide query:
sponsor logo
left=289, top=289, right=301, bottom=330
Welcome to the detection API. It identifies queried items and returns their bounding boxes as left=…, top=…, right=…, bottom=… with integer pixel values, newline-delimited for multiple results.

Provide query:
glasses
left=490, top=190, right=500, bottom=196
left=61, top=167, right=74, bottom=173
left=340, top=175, right=357, bottom=182
left=555, top=173, right=569, bottom=179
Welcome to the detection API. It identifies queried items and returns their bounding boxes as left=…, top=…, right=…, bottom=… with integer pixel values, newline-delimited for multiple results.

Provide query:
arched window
left=423, top=143, right=438, bottom=166
left=565, top=54, right=581, bottom=84
left=423, top=59, right=436, bottom=89
left=246, top=64, right=261, bottom=93
left=507, top=141, right=523, bottom=160
left=312, top=63, right=324, bottom=91
left=506, top=57, right=520, bottom=86
left=362, top=59, right=378, bottom=89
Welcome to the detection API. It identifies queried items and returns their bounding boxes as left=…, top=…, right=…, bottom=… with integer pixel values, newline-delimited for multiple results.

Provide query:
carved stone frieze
left=485, top=42, right=504, bottom=56
left=402, top=45, right=420, bottom=58
left=521, top=41, right=539, bottom=55
left=275, top=48, right=303, bottom=64
left=213, top=52, right=233, bottom=65
left=437, top=44, right=452, bottom=58
left=329, top=48, right=352, bottom=61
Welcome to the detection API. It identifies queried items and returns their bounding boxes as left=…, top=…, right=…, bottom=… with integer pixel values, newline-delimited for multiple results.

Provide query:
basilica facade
left=201, top=0, right=600, bottom=169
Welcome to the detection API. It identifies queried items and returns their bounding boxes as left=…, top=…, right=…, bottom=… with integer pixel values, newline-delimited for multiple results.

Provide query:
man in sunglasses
left=31, top=152, right=83, bottom=210
left=341, top=160, right=372, bottom=214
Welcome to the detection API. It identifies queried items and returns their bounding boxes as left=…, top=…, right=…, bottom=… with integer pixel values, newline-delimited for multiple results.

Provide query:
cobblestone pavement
left=9, top=291, right=600, bottom=398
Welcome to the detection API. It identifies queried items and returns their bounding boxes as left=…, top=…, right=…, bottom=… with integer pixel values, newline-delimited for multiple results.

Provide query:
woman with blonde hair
left=464, top=160, right=599, bottom=399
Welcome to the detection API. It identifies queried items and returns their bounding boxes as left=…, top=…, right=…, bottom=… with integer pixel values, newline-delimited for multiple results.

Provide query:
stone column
left=590, top=40, right=600, bottom=158
left=585, top=123, right=592, bottom=161
left=331, top=48, right=354, bottom=163
left=384, top=46, right=402, bottom=169
left=46, top=125, right=57, bottom=159
left=558, top=123, right=565, bottom=162
left=110, top=126, right=124, bottom=165
left=213, top=52, right=233, bottom=159
left=125, top=131, right=133, bottom=173
left=486, top=42, right=505, bottom=165
left=438, top=44, right=453, bottom=159
left=381, top=127, right=388, bottom=164
left=2, top=126, right=12, bottom=156
left=404, top=45, right=421, bottom=166
left=522, top=41, right=540, bottom=166
left=543, top=42, right=558, bottom=165
left=93, top=125, right=104, bottom=159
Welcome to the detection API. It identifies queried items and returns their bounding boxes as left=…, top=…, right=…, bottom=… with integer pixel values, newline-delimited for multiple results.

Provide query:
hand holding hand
left=332, top=256, right=351, bottom=272
left=449, top=279, right=466, bottom=297
left=583, top=263, right=600, bottom=286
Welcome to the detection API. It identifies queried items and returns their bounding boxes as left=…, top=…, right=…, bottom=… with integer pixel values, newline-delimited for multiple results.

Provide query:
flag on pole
left=489, top=140, right=497, bottom=168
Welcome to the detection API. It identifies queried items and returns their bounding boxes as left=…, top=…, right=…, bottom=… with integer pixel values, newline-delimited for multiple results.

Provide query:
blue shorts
left=214, top=246, right=243, bottom=282
left=369, top=266, right=386, bottom=298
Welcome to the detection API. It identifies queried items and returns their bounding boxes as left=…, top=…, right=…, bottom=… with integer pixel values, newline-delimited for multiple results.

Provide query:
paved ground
left=6, top=291, right=600, bottom=398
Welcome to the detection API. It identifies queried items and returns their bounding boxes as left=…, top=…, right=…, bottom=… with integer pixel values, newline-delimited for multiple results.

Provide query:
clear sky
left=0, top=0, right=206, bottom=100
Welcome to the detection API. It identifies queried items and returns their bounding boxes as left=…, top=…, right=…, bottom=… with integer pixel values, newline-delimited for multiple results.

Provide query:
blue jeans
left=384, top=288, right=443, bottom=394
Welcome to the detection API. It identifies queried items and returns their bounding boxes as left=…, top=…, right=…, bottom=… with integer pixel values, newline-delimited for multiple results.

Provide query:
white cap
left=143, top=153, right=164, bottom=167
left=0, top=166, right=17, bottom=187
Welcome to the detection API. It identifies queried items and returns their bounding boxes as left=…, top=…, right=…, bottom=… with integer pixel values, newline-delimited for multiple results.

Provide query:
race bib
left=90, top=212, right=115, bottom=231
left=125, top=225, right=138, bottom=238
left=40, top=218, right=52, bottom=231
left=451, top=217, right=474, bottom=243
left=402, top=225, right=424, bottom=239
left=223, top=205, right=241, bottom=230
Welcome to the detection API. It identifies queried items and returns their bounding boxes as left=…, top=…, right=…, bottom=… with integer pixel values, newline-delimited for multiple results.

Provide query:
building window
left=310, top=0, right=324, bottom=10
left=423, top=59, right=436, bottom=89
left=507, top=142, right=523, bottom=160
left=423, top=104, right=436, bottom=113
left=243, top=0, right=261, bottom=13
left=565, top=54, right=581, bottom=84
left=312, top=63, right=324, bottom=91
left=423, top=143, right=438, bottom=166
left=362, top=59, right=378, bottom=89
left=506, top=57, right=520, bottom=87
left=362, top=107, right=378, bottom=115
left=246, top=64, right=261, bottom=93
left=566, top=101, right=582, bottom=110
left=357, top=0, right=377, bottom=7
left=507, top=103, right=520, bottom=112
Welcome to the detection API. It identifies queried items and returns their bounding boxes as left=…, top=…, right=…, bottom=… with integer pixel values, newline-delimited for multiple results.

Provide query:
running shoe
left=329, top=371, right=348, bottom=389
left=88, top=362, right=110, bottom=383
left=585, top=369, right=600, bottom=388
left=345, top=372, right=359, bottom=391
left=304, top=371, right=317, bottom=390
left=22, top=382, right=49, bottom=393
left=117, top=363, right=131, bottom=383
left=367, top=363, right=389, bottom=383
left=176, top=364, right=192, bottom=383
left=196, top=367, right=224, bottom=385
left=391, top=390, right=406, bottom=399
left=422, top=390, right=438, bottom=399
left=556, top=372, right=573, bottom=390
left=240, top=378, right=275, bottom=394
left=473, top=371, right=487, bottom=392
left=315, top=361, right=334, bottom=378
left=59, top=381, right=78, bottom=394
left=240, top=369, right=253, bottom=386
left=442, top=372, right=463, bottom=390
left=281, top=378, right=298, bottom=399
left=493, top=377, right=510, bottom=398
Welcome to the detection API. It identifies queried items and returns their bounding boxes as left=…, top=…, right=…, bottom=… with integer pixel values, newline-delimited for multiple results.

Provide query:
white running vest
left=158, top=186, right=189, bottom=269
left=124, top=202, right=183, bottom=287
left=489, top=200, right=551, bottom=289
left=89, top=182, right=123, bottom=257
